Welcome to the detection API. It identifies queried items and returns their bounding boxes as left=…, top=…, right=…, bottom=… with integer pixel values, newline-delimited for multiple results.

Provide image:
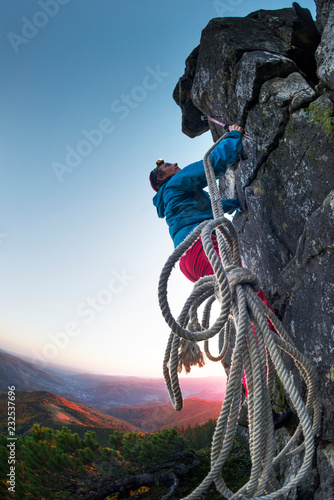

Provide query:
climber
left=150, top=125, right=292, bottom=429
left=149, top=126, right=262, bottom=286
left=149, top=125, right=244, bottom=249
left=149, top=125, right=272, bottom=321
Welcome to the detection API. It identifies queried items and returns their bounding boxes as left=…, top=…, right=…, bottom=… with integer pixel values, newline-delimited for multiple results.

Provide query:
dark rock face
left=173, top=47, right=209, bottom=138
left=238, top=94, right=334, bottom=294
left=314, top=0, right=333, bottom=31
left=173, top=4, right=321, bottom=136
left=316, top=7, right=334, bottom=92
left=174, top=1, right=334, bottom=496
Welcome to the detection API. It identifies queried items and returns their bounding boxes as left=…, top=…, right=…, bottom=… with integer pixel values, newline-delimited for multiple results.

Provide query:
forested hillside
left=0, top=422, right=250, bottom=499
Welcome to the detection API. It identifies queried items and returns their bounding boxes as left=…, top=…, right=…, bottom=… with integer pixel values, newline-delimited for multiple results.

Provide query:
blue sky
left=0, top=0, right=317, bottom=377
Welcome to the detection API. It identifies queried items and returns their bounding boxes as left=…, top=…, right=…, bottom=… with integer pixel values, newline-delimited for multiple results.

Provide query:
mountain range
left=0, top=349, right=226, bottom=434
left=0, top=390, right=140, bottom=435
left=0, top=349, right=226, bottom=408
left=105, top=397, right=223, bottom=432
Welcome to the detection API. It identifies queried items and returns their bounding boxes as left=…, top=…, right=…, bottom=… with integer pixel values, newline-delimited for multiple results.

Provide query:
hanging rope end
left=178, top=339, right=206, bottom=374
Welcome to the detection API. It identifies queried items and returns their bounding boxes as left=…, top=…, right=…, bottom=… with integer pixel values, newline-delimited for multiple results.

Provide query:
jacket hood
left=153, top=184, right=166, bottom=218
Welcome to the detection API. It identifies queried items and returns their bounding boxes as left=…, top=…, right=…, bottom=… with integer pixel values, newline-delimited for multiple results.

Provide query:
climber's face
left=157, top=162, right=180, bottom=181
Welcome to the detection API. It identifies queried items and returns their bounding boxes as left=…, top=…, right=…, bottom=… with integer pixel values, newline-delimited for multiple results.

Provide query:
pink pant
left=179, top=236, right=276, bottom=397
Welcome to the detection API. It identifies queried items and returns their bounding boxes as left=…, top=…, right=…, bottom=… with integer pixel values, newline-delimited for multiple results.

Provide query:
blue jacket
left=153, top=131, right=243, bottom=248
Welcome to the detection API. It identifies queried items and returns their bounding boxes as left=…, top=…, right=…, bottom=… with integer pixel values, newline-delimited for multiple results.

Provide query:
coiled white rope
left=158, top=133, right=321, bottom=499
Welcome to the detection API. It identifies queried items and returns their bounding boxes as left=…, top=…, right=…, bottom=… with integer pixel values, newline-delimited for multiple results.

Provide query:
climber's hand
left=230, top=124, right=244, bottom=133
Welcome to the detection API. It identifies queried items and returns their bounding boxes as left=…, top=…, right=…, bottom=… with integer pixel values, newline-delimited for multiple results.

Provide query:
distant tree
left=83, top=430, right=100, bottom=452
left=108, top=429, right=124, bottom=451
left=180, top=418, right=217, bottom=450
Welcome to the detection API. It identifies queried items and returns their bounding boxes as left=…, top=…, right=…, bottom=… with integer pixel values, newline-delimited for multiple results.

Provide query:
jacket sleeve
left=168, top=130, right=243, bottom=192
left=210, top=130, right=243, bottom=173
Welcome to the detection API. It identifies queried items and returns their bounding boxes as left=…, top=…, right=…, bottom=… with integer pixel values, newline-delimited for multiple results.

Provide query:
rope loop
left=229, top=266, right=260, bottom=295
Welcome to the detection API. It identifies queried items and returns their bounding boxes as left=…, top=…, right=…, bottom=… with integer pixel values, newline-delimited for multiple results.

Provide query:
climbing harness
left=158, top=133, right=320, bottom=499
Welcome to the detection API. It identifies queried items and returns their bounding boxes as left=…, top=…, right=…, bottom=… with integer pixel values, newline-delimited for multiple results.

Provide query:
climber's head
left=149, top=159, right=180, bottom=192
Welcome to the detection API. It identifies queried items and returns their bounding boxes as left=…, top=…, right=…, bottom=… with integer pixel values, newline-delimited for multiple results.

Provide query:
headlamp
left=155, top=159, right=164, bottom=169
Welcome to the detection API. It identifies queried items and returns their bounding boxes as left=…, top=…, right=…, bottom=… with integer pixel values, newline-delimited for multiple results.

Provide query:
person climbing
left=150, top=124, right=292, bottom=429
left=149, top=124, right=244, bottom=250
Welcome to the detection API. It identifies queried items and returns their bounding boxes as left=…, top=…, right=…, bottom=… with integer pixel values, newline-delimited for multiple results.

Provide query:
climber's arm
left=168, top=127, right=243, bottom=192
left=210, top=128, right=243, bottom=174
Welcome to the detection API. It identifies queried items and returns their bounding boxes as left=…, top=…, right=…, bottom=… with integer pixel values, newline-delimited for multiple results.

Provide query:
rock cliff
left=174, top=2, right=334, bottom=498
